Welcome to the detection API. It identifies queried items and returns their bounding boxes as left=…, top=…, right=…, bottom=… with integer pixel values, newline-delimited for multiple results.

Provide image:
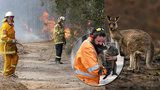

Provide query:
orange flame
left=39, top=11, right=55, bottom=40
left=40, top=11, right=55, bottom=33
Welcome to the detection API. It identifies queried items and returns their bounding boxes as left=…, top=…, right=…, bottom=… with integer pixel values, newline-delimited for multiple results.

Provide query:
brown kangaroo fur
left=107, top=16, right=155, bottom=70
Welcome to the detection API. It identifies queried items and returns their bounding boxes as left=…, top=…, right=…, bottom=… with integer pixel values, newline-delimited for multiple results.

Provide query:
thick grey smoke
left=0, top=0, right=56, bottom=43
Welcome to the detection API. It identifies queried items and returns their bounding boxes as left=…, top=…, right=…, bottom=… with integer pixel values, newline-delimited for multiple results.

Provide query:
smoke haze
left=0, top=0, right=56, bottom=42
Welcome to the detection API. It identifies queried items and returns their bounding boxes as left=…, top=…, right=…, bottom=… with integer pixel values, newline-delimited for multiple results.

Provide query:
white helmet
left=58, top=16, right=65, bottom=22
left=5, top=11, right=14, bottom=17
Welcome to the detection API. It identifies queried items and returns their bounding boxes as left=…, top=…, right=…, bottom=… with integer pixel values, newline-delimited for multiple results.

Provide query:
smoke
left=0, top=0, right=57, bottom=43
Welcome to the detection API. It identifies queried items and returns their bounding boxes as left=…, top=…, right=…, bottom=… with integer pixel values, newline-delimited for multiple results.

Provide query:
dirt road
left=1, top=41, right=159, bottom=90
left=16, top=41, right=105, bottom=90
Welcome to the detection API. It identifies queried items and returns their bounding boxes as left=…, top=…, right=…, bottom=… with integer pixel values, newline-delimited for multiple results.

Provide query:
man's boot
left=55, top=58, right=63, bottom=64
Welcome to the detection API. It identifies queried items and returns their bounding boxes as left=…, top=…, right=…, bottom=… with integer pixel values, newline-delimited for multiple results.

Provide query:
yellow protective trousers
left=3, top=53, right=19, bottom=76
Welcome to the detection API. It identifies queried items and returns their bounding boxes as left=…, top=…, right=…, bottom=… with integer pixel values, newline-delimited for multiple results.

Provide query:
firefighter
left=74, top=28, right=117, bottom=86
left=53, top=16, right=66, bottom=64
left=0, top=11, right=18, bottom=78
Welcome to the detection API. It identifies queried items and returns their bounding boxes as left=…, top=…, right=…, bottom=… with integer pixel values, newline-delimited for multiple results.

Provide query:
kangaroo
left=107, top=16, right=155, bottom=70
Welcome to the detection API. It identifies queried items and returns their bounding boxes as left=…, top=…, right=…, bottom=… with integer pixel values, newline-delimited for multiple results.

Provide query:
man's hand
left=106, top=55, right=117, bottom=61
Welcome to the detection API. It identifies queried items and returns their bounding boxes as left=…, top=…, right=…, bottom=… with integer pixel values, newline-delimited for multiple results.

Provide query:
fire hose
left=2, top=40, right=24, bottom=67
left=3, top=40, right=25, bottom=54
left=47, top=45, right=54, bottom=61
left=47, top=42, right=67, bottom=61
left=16, top=42, right=25, bottom=54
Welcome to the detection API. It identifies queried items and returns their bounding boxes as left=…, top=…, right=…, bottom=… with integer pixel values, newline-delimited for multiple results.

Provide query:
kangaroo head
left=107, top=16, right=119, bottom=31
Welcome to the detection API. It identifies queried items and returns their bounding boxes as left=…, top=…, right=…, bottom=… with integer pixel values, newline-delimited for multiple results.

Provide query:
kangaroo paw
left=147, top=66, right=156, bottom=70
left=134, top=69, right=140, bottom=73
left=127, top=67, right=134, bottom=71
left=146, top=64, right=157, bottom=69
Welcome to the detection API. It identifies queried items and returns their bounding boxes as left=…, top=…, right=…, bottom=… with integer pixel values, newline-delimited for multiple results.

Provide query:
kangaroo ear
left=115, top=16, right=120, bottom=22
left=107, top=15, right=112, bottom=21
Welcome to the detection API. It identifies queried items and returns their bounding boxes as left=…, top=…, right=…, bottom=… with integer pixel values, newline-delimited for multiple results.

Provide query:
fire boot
left=55, top=58, right=63, bottom=64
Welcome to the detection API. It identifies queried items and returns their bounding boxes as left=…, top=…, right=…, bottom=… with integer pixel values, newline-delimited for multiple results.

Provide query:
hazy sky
left=0, top=0, right=55, bottom=42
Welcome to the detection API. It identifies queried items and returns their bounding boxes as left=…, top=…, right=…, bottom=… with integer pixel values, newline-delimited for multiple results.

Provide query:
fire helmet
left=96, top=28, right=104, bottom=31
left=90, top=27, right=106, bottom=38
left=5, top=11, right=14, bottom=17
left=58, top=16, right=65, bottom=22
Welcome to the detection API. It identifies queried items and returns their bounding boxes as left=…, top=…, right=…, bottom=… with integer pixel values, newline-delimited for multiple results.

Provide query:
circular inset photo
left=71, top=34, right=124, bottom=86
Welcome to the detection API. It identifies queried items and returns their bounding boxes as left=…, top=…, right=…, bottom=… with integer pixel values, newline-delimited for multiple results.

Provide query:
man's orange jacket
left=74, top=37, right=107, bottom=86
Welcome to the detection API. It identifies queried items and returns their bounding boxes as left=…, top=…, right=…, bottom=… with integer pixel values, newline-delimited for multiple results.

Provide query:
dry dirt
left=16, top=41, right=105, bottom=90
left=0, top=75, right=28, bottom=90
left=0, top=41, right=160, bottom=90
left=106, top=58, right=160, bottom=90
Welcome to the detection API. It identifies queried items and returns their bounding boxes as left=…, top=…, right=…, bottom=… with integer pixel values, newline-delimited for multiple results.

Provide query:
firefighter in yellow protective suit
left=0, top=11, right=18, bottom=78
left=53, top=16, right=66, bottom=64
left=74, top=28, right=117, bottom=86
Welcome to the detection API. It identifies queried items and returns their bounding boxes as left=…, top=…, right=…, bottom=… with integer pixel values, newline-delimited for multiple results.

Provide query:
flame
left=64, top=27, right=71, bottom=39
left=40, top=11, right=49, bottom=24
left=39, top=11, right=55, bottom=40
left=40, top=11, right=55, bottom=32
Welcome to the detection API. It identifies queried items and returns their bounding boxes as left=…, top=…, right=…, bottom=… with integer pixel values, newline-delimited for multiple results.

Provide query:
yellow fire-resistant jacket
left=0, top=21, right=17, bottom=54
left=74, top=37, right=107, bottom=86
left=53, top=24, right=66, bottom=44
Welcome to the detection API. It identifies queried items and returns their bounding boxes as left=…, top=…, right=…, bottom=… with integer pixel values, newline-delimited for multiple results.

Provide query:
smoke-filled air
left=0, top=0, right=57, bottom=42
